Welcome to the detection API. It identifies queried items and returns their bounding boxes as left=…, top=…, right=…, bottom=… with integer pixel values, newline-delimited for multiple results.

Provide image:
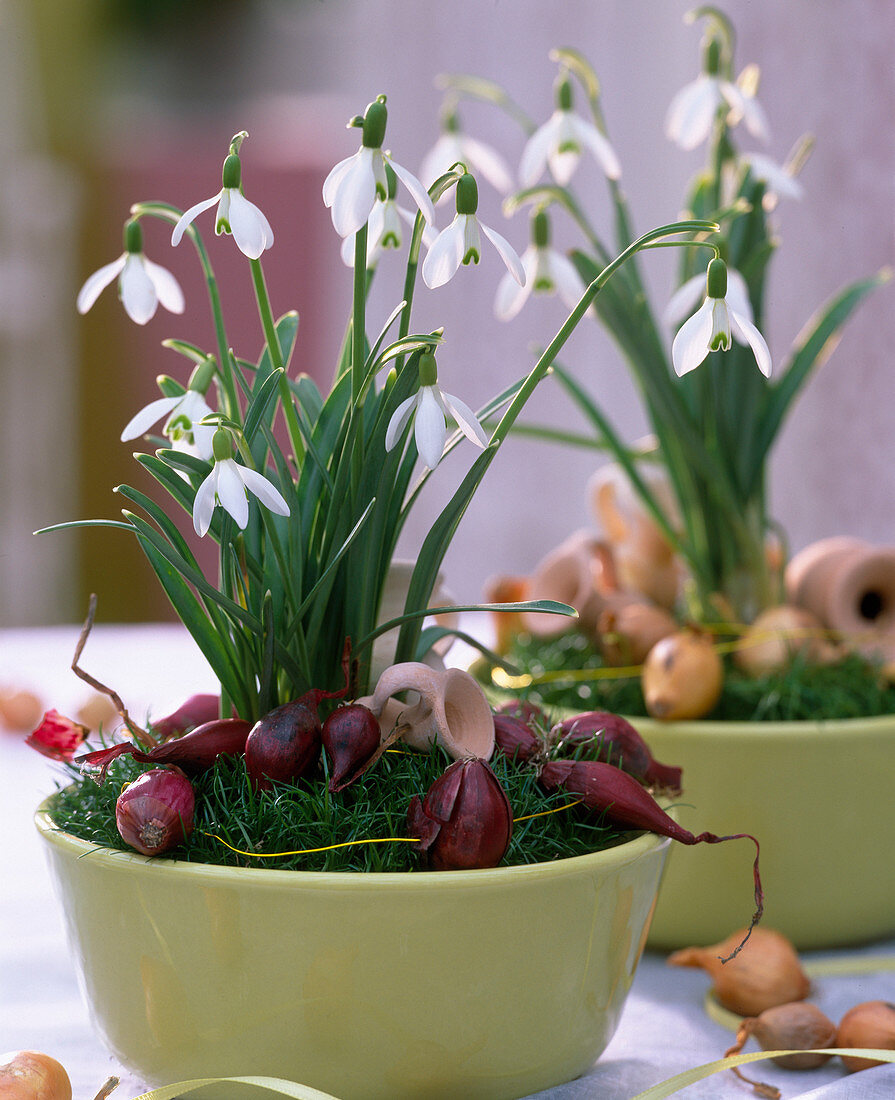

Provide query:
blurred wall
left=5, top=0, right=894, bottom=624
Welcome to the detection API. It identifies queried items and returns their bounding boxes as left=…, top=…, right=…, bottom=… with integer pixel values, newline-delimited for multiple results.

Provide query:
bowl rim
left=34, top=795, right=671, bottom=891
left=630, top=711, right=895, bottom=737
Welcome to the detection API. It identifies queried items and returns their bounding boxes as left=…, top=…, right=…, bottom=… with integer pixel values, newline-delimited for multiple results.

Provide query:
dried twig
left=72, top=595, right=157, bottom=747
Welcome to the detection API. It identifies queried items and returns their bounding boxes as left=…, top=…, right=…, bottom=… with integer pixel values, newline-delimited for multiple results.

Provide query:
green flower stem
left=130, top=202, right=238, bottom=422
left=491, top=220, right=717, bottom=447
left=352, top=225, right=368, bottom=397
left=249, top=258, right=305, bottom=468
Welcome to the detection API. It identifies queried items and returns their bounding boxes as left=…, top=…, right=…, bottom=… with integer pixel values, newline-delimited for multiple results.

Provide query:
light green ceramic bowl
left=36, top=804, right=670, bottom=1100
left=638, top=713, right=895, bottom=950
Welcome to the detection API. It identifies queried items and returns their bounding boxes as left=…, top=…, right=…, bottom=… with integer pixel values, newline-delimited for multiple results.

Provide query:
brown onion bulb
left=668, top=927, right=810, bottom=1017
left=641, top=629, right=723, bottom=720
left=730, top=1002, right=837, bottom=1070
left=734, top=605, right=839, bottom=677
left=115, top=767, right=195, bottom=856
left=836, top=1000, right=895, bottom=1072
left=0, top=1051, right=72, bottom=1100
left=597, top=602, right=678, bottom=667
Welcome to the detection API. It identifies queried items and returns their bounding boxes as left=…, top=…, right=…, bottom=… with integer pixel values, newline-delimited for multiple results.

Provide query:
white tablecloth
left=2, top=624, right=894, bottom=1099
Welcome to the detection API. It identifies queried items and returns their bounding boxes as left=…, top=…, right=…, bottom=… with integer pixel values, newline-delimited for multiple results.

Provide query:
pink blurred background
left=3, top=0, right=893, bottom=626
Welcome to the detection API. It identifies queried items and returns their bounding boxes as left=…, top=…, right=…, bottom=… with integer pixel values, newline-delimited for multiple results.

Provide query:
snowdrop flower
left=76, top=219, right=184, bottom=325
left=323, top=95, right=435, bottom=239
left=671, top=258, right=771, bottom=378
left=495, top=210, right=584, bottom=320
left=519, top=77, right=621, bottom=187
left=740, top=153, right=804, bottom=202
left=385, top=351, right=488, bottom=470
left=665, top=38, right=769, bottom=152
left=419, top=109, right=514, bottom=197
left=422, top=173, right=525, bottom=290
left=171, top=148, right=274, bottom=260
left=193, top=429, right=290, bottom=537
left=664, top=261, right=753, bottom=327
left=339, top=164, right=436, bottom=269
left=121, top=359, right=217, bottom=460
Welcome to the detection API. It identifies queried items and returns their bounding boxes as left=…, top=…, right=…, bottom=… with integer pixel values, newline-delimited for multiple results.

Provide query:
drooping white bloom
left=519, top=79, right=621, bottom=187
left=384, top=352, right=488, bottom=470
left=422, top=173, right=524, bottom=290
left=193, top=430, right=290, bottom=537
left=121, top=388, right=216, bottom=460
left=671, top=258, right=771, bottom=378
left=494, top=210, right=584, bottom=320
left=323, top=95, right=435, bottom=239
left=664, top=264, right=753, bottom=327
left=740, top=153, right=804, bottom=202
left=171, top=151, right=274, bottom=259
left=665, top=36, right=769, bottom=151
left=77, top=219, right=184, bottom=325
left=419, top=113, right=514, bottom=197
left=339, top=165, right=437, bottom=268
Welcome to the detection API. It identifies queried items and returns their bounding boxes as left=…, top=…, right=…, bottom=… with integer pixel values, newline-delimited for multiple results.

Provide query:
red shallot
left=550, top=710, right=682, bottom=791
left=115, top=767, right=195, bottom=856
left=77, top=718, right=251, bottom=781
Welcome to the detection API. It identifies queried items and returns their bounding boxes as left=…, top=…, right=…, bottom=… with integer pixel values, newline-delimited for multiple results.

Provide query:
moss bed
left=46, top=740, right=633, bottom=873
left=485, top=629, right=895, bottom=721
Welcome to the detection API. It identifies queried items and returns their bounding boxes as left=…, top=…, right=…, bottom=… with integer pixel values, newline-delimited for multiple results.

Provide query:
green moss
left=489, top=630, right=895, bottom=722
left=46, top=743, right=631, bottom=872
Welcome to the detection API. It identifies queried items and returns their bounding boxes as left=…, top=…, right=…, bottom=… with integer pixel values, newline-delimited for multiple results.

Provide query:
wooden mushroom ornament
left=368, top=662, right=495, bottom=760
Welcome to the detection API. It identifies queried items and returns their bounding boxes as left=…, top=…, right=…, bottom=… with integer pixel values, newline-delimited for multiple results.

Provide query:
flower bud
left=408, top=759, right=513, bottom=871
left=322, top=703, right=381, bottom=791
left=26, top=710, right=89, bottom=762
left=116, top=767, right=195, bottom=856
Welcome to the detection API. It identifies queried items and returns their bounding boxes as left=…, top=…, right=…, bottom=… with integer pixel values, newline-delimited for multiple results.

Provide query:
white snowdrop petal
left=192, top=468, right=219, bottom=537
left=664, top=273, right=705, bottom=327
left=419, top=134, right=461, bottom=189
left=441, top=391, right=489, bottom=448
left=239, top=465, right=291, bottom=517
left=494, top=265, right=533, bottom=321
left=331, top=149, right=378, bottom=237
left=481, top=223, right=525, bottom=286
left=143, top=257, right=185, bottom=314
left=571, top=115, right=622, bottom=180
left=671, top=300, right=715, bottom=376
left=216, top=459, right=250, bottom=529
left=385, top=394, right=418, bottom=452
left=548, top=249, right=587, bottom=310
left=119, top=254, right=158, bottom=325
left=76, top=254, right=126, bottom=314
left=227, top=190, right=271, bottom=259
left=414, top=386, right=447, bottom=469
left=171, top=192, right=221, bottom=246
left=121, top=396, right=181, bottom=442
left=519, top=115, right=559, bottom=187
left=388, top=157, right=436, bottom=226
left=731, top=310, right=773, bottom=377
left=665, top=77, right=719, bottom=151
left=322, top=154, right=357, bottom=207
left=422, top=217, right=466, bottom=288
left=461, top=134, right=514, bottom=194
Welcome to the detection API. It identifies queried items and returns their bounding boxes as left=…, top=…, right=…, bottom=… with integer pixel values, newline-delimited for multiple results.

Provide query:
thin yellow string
left=203, top=800, right=583, bottom=859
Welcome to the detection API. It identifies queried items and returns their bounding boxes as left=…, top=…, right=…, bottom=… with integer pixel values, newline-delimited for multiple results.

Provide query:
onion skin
left=245, top=697, right=322, bottom=791
left=150, top=693, right=222, bottom=740
left=550, top=711, right=682, bottom=792
left=541, top=759, right=763, bottom=956
left=77, top=718, right=251, bottom=781
left=837, top=1000, right=895, bottom=1072
left=408, top=759, right=513, bottom=870
left=116, top=767, right=195, bottom=856
left=668, top=928, right=810, bottom=1016
left=641, top=630, right=723, bottom=720
left=322, top=703, right=381, bottom=791
left=0, top=1051, right=72, bottom=1100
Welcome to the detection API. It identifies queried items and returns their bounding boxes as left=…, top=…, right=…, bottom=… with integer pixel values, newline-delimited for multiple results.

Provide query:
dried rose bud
left=322, top=703, right=381, bottom=791
left=551, top=710, right=682, bottom=791
left=245, top=696, right=322, bottom=791
left=150, top=693, right=221, bottom=740
left=408, top=759, right=513, bottom=871
left=77, top=718, right=251, bottom=781
left=492, top=713, right=545, bottom=763
left=116, top=767, right=195, bottom=856
left=26, top=710, right=89, bottom=762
